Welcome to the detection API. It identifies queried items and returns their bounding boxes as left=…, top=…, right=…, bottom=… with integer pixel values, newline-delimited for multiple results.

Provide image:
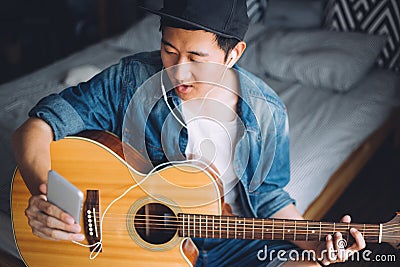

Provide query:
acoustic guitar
left=11, top=131, right=400, bottom=266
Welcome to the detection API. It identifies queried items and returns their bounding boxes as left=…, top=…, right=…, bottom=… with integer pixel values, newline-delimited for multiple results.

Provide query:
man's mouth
left=175, top=84, right=193, bottom=93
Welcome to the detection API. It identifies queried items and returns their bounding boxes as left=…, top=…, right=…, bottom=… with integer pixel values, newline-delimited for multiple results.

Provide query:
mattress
left=268, top=69, right=400, bottom=214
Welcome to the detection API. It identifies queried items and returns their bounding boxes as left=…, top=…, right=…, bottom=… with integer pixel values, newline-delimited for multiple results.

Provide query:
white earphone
left=231, top=50, right=237, bottom=60
left=228, top=50, right=238, bottom=67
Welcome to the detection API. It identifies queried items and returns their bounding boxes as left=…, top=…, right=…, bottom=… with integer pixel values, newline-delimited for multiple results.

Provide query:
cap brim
left=139, top=6, right=239, bottom=40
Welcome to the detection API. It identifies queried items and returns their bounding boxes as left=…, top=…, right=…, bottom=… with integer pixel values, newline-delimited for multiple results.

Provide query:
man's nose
left=173, top=61, right=192, bottom=83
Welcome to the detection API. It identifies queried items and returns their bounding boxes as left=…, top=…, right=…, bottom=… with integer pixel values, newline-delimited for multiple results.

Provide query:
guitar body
left=12, top=132, right=223, bottom=266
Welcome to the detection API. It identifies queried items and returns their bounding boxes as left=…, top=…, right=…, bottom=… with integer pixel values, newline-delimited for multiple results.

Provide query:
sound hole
left=134, top=203, right=177, bottom=245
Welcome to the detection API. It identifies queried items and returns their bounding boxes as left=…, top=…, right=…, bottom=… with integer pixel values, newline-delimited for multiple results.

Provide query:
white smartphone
left=47, top=170, right=84, bottom=223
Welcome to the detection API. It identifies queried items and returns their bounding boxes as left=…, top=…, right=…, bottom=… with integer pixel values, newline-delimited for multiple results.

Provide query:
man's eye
left=165, top=49, right=176, bottom=55
left=190, top=57, right=202, bottom=63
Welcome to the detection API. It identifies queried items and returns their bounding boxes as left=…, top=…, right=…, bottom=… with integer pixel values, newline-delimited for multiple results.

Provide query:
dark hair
left=214, top=34, right=240, bottom=62
left=160, top=18, right=239, bottom=62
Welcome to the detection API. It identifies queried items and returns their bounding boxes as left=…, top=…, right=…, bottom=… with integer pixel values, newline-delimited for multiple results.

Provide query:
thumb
left=39, top=183, right=47, bottom=195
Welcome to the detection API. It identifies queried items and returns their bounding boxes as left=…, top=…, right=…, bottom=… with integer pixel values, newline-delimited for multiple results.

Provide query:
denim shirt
left=29, top=51, right=295, bottom=219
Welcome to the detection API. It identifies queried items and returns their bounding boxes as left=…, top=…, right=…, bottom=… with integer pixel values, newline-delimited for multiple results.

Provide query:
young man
left=12, top=0, right=365, bottom=266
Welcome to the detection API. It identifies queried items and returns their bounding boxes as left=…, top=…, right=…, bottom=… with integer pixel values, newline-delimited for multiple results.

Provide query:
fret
left=346, top=222, right=350, bottom=243
left=219, top=216, right=222, bottom=238
left=227, top=217, right=229, bottom=239
left=193, top=214, right=196, bottom=238
left=199, top=215, right=201, bottom=238
left=243, top=219, right=246, bottom=239
left=272, top=219, right=275, bottom=240
left=212, top=216, right=215, bottom=238
left=261, top=219, right=264, bottom=240
left=205, top=216, right=208, bottom=238
left=333, top=222, right=336, bottom=235
left=187, top=214, right=190, bottom=238
left=319, top=221, right=322, bottom=241
left=282, top=220, right=285, bottom=240
left=182, top=214, right=185, bottom=237
left=320, top=221, right=329, bottom=241
left=226, top=217, right=229, bottom=238
left=294, top=220, right=296, bottom=241
left=306, top=221, right=309, bottom=241
left=235, top=218, right=237, bottom=239
left=252, top=218, right=255, bottom=239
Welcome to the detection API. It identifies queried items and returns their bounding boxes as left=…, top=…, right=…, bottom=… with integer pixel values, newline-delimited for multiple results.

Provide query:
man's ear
left=227, top=41, right=246, bottom=67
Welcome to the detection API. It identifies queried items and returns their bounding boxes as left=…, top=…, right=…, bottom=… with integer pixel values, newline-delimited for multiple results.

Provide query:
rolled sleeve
left=29, top=93, right=85, bottom=140
left=28, top=57, right=128, bottom=140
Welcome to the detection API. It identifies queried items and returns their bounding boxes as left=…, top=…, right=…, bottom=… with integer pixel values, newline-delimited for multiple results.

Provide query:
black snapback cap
left=140, top=0, right=249, bottom=41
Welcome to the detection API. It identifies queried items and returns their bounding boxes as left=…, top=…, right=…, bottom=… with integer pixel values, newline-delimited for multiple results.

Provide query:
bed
left=0, top=0, right=399, bottom=263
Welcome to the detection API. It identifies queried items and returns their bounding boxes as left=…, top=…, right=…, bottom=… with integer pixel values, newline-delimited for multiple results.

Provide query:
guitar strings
left=83, top=212, right=399, bottom=236
left=97, top=218, right=388, bottom=235
left=91, top=229, right=400, bottom=240
left=82, top=220, right=394, bottom=236
left=101, top=213, right=385, bottom=226
left=93, top=225, right=400, bottom=239
left=126, top=217, right=384, bottom=229
left=127, top=221, right=400, bottom=238
left=85, top=213, right=389, bottom=235
left=99, top=214, right=387, bottom=232
left=78, top=211, right=399, bottom=237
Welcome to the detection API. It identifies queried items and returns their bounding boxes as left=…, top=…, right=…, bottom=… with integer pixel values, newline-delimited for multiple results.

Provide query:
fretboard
left=178, top=214, right=381, bottom=244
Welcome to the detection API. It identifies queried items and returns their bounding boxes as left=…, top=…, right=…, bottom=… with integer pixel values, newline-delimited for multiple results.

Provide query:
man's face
left=161, top=26, right=229, bottom=101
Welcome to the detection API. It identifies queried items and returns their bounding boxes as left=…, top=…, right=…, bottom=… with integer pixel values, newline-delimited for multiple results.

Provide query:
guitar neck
left=178, top=214, right=381, bottom=244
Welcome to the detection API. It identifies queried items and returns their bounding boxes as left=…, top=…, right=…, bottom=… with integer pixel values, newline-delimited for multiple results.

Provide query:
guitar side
left=11, top=132, right=223, bottom=267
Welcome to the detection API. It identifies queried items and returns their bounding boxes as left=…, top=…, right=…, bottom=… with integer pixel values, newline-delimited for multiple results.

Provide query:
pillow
left=263, top=0, right=324, bottom=29
left=63, top=65, right=102, bottom=86
left=324, top=0, right=400, bottom=72
left=256, top=29, right=386, bottom=92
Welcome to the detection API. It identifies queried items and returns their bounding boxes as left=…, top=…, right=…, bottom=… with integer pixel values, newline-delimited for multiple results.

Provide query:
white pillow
left=256, top=29, right=386, bottom=92
left=63, top=65, right=102, bottom=86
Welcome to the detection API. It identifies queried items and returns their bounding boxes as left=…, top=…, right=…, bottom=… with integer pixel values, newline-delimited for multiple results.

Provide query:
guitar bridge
left=84, top=190, right=102, bottom=252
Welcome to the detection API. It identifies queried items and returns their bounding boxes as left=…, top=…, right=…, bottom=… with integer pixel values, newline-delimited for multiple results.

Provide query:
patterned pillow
left=324, top=0, right=400, bottom=72
left=247, top=0, right=268, bottom=23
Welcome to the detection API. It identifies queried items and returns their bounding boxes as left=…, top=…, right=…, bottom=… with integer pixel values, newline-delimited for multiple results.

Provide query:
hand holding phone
left=47, top=170, right=83, bottom=223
